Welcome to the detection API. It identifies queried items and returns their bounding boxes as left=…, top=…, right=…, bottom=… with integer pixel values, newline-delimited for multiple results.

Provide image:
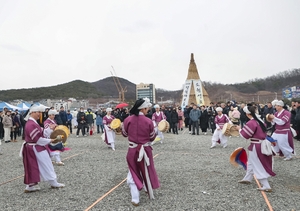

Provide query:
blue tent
left=0, top=102, right=22, bottom=111
left=17, top=102, right=31, bottom=111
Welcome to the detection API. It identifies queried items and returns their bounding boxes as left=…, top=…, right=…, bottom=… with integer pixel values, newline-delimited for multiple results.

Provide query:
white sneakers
left=56, top=161, right=65, bottom=166
left=210, top=144, right=227, bottom=148
left=257, top=187, right=272, bottom=192
left=283, top=157, right=292, bottom=161
left=24, top=185, right=41, bottom=193
left=76, top=135, right=79, bottom=138
left=51, top=183, right=65, bottom=189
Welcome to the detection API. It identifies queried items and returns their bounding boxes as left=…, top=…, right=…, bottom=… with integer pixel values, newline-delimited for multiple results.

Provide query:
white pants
left=272, top=133, right=293, bottom=158
left=110, top=142, right=115, bottom=150
left=211, top=129, right=227, bottom=146
left=127, top=171, right=140, bottom=204
left=50, top=151, right=61, bottom=162
left=4, top=127, right=11, bottom=141
left=242, top=145, right=271, bottom=189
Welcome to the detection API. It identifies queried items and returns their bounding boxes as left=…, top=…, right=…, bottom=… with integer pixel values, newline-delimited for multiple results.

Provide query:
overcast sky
left=0, top=0, right=299, bottom=91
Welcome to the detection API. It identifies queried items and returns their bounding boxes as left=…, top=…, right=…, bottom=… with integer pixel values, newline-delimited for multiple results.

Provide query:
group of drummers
left=207, top=100, right=295, bottom=192
left=19, top=98, right=296, bottom=205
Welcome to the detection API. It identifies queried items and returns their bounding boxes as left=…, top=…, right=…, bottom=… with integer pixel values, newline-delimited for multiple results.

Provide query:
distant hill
left=0, top=80, right=102, bottom=102
left=92, top=77, right=136, bottom=100
left=0, top=68, right=299, bottom=103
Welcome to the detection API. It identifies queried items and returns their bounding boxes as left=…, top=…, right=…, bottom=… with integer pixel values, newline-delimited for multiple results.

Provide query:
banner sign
left=181, top=80, right=192, bottom=109
left=193, top=79, right=204, bottom=106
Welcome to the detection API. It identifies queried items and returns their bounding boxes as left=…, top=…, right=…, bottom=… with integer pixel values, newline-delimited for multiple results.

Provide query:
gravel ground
left=0, top=128, right=299, bottom=211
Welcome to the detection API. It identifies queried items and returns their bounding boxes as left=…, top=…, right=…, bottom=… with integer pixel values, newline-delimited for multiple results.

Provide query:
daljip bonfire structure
left=181, top=53, right=211, bottom=108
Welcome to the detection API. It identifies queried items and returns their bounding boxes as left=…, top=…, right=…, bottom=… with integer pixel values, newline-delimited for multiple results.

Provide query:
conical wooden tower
left=181, top=53, right=211, bottom=108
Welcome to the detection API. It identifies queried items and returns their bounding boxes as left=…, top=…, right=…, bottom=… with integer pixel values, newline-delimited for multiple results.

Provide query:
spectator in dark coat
left=199, top=105, right=209, bottom=134
left=262, top=102, right=275, bottom=129
left=170, top=107, right=179, bottom=134
left=11, top=112, right=21, bottom=142
left=0, top=111, right=4, bottom=140
left=76, top=107, right=87, bottom=137
left=85, top=108, right=95, bottom=134
left=164, top=107, right=172, bottom=133
left=207, top=102, right=217, bottom=133
left=186, top=103, right=194, bottom=133
left=239, top=103, right=248, bottom=128
left=120, top=108, right=129, bottom=122
left=59, top=106, right=68, bottom=126
left=294, top=100, right=300, bottom=141
left=290, top=101, right=297, bottom=131
left=183, top=105, right=190, bottom=129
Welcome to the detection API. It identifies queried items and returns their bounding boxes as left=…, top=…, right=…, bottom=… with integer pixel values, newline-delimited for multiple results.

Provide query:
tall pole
left=274, top=92, right=277, bottom=100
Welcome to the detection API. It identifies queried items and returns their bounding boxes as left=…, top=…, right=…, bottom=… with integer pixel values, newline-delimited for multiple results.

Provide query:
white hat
left=153, top=104, right=160, bottom=109
left=29, top=105, right=45, bottom=114
left=48, top=109, right=58, bottom=115
left=106, top=108, right=112, bottom=112
left=216, top=107, right=223, bottom=112
left=272, top=100, right=284, bottom=107
left=138, top=98, right=152, bottom=109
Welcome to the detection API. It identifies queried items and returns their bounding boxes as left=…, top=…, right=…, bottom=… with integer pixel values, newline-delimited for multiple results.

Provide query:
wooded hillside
left=0, top=68, right=299, bottom=103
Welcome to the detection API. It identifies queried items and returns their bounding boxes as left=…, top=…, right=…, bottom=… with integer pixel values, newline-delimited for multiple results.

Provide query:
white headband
left=29, top=105, right=45, bottom=114
left=138, top=98, right=152, bottom=109
left=243, top=106, right=251, bottom=114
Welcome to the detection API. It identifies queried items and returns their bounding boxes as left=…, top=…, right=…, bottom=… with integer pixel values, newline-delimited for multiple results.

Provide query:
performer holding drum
left=151, top=104, right=166, bottom=144
left=44, top=109, right=70, bottom=166
left=235, top=104, right=275, bottom=192
left=21, top=105, right=65, bottom=193
left=103, top=108, right=116, bottom=151
left=268, top=100, right=295, bottom=161
left=210, top=107, right=232, bottom=149
left=122, top=98, right=159, bottom=206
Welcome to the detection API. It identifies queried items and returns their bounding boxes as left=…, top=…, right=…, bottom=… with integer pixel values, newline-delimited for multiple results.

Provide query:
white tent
left=0, top=102, right=22, bottom=111
left=17, top=102, right=31, bottom=111
left=34, top=102, right=50, bottom=111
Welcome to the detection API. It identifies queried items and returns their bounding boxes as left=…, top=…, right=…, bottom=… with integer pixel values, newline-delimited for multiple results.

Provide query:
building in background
left=136, top=83, right=156, bottom=104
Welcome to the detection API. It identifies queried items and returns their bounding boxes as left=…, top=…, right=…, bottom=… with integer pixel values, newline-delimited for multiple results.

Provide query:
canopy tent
left=33, top=102, right=50, bottom=111
left=0, top=102, right=22, bottom=111
left=17, top=102, right=31, bottom=111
